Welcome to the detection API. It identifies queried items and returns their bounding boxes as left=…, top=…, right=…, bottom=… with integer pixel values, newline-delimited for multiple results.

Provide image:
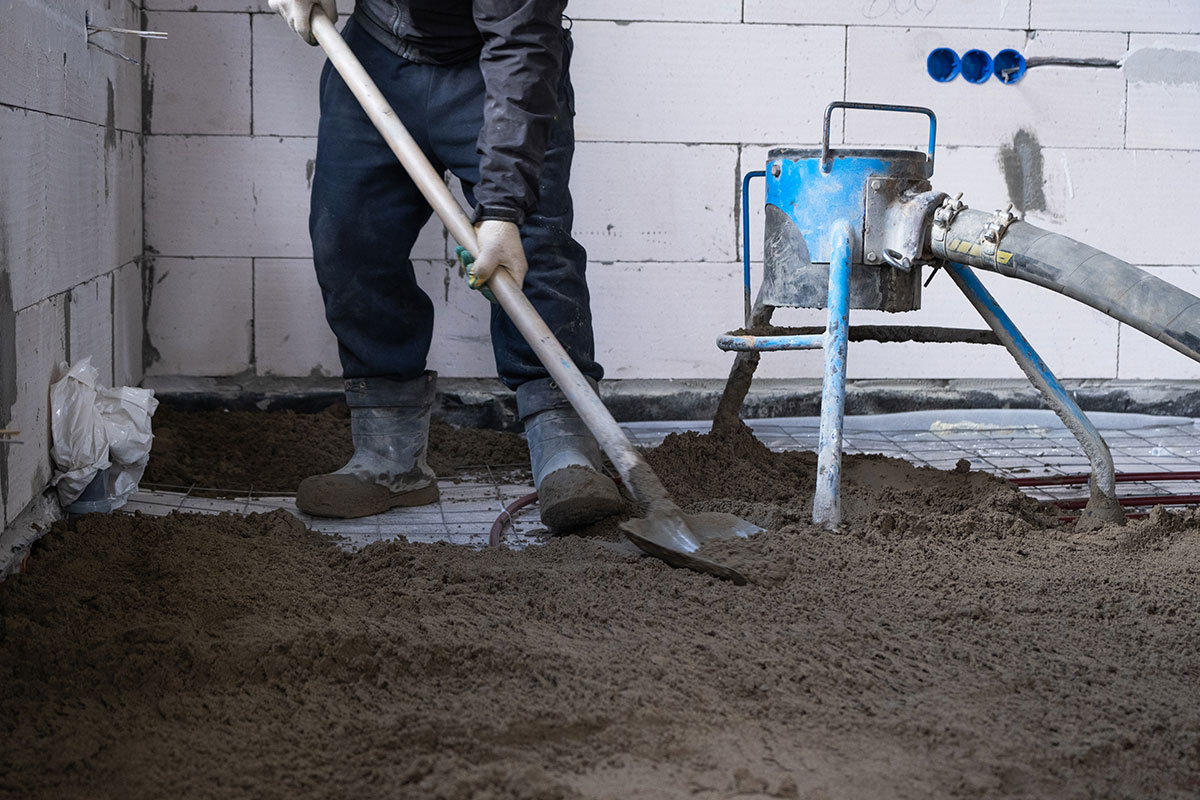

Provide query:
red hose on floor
left=1016, top=471, right=1200, bottom=519
left=488, top=491, right=539, bottom=548
left=1013, top=471, right=1200, bottom=487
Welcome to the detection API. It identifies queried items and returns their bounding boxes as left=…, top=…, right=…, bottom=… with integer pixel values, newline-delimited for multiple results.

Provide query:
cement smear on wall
left=0, top=272, right=15, bottom=518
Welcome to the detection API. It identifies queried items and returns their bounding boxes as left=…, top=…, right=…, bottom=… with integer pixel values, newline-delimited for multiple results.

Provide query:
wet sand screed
left=2, top=414, right=1198, bottom=798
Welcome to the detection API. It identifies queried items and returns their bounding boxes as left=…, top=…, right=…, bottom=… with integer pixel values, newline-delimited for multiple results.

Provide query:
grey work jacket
left=353, top=0, right=570, bottom=224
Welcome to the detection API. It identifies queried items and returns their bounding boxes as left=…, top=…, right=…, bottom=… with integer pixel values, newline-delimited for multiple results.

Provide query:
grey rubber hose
left=931, top=209, right=1200, bottom=363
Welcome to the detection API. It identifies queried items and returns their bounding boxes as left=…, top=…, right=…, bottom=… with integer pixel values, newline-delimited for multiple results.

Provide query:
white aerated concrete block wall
left=1, top=0, right=145, bottom=528
left=142, top=1, right=1200, bottom=384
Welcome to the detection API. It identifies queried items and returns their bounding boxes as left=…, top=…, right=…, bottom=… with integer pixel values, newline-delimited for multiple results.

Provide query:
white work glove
left=268, top=0, right=337, bottom=46
left=468, top=220, right=528, bottom=291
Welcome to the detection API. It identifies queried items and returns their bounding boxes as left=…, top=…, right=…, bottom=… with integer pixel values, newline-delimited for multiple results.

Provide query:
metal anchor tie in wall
left=85, top=12, right=168, bottom=65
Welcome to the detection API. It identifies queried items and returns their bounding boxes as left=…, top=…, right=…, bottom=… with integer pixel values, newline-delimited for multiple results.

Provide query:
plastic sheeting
left=49, top=358, right=158, bottom=510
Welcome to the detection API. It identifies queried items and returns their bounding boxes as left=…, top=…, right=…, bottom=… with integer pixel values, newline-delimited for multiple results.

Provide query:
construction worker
left=268, top=0, right=623, bottom=529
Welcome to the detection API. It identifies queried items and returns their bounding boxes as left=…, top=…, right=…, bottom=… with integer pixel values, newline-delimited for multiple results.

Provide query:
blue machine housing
left=761, top=147, right=931, bottom=312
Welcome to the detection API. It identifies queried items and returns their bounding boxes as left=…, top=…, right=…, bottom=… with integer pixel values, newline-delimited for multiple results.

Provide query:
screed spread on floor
left=143, top=405, right=533, bottom=495
left=2, top=412, right=1198, bottom=799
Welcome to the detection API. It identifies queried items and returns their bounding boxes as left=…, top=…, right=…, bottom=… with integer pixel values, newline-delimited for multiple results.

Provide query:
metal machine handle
left=820, top=101, right=937, bottom=174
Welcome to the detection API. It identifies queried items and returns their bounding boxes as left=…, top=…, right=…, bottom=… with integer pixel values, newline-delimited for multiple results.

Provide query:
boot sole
left=538, top=466, right=625, bottom=531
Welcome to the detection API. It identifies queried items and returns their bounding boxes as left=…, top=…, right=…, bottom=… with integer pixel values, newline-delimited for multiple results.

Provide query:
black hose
left=932, top=209, right=1200, bottom=363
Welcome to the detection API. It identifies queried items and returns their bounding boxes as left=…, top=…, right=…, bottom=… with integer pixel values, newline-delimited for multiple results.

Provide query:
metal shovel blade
left=619, top=502, right=764, bottom=585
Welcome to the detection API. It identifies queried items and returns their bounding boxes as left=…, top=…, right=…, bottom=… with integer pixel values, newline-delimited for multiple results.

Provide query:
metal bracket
left=864, top=179, right=945, bottom=273
left=863, top=177, right=899, bottom=267
left=930, top=192, right=966, bottom=246
left=980, top=203, right=1020, bottom=257
left=880, top=248, right=912, bottom=271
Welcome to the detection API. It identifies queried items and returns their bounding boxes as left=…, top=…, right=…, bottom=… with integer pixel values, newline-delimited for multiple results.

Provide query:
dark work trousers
left=309, top=16, right=602, bottom=390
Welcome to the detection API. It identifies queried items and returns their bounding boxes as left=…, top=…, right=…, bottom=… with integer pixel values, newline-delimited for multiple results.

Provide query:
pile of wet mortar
left=2, top=410, right=1198, bottom=798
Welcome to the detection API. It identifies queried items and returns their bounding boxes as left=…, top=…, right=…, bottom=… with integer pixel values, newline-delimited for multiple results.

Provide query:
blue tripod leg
left=813, top=222, right=853, bottom=529
left=944, top=261, right=1124, bottom=528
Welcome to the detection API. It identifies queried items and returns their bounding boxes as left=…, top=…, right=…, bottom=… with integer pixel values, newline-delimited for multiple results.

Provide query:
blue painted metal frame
left=943, top=261, right=1122, bottom=525
left=725, top=100, right=1120, bottom=531
left=722, top=101, right=940, bottom=530
left=741, top=170, right=766, bottom=327
left=717, top=220, right=853, bottom=529
left=717, top=333, right=824, bottom=351
left=813, top=223, right=853, bottom=528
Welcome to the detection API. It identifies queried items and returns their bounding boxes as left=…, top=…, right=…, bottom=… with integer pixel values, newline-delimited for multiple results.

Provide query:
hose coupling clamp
left=981, top=204, right=1020, bottom=257
left=931, top=192, right=966, bottom=246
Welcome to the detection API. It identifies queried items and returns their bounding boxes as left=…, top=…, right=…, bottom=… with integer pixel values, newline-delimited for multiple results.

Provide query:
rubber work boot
left=296, top=372, right=439, bottom=518
left=517, top=377, right=624, bottom=531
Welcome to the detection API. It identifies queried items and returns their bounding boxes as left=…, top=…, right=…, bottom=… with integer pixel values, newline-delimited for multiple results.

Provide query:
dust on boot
left=518, top=377, right=624, bottom=531
left=296, top=372, right=439, bottom=518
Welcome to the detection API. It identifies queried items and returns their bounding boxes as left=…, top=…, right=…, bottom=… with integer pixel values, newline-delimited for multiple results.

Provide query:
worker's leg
left=299, top=17, right=441, bottom=517
left=309, top=16, right=439, bottom=382
left=428, top=31, right=622, bottom=530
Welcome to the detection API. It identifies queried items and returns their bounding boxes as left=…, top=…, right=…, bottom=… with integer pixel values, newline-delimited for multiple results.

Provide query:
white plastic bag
left=49, top=357, right=158, bottom=509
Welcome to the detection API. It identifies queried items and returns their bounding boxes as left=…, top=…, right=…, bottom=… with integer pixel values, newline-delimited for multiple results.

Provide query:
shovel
left=309, top=11, right=761, bottom=583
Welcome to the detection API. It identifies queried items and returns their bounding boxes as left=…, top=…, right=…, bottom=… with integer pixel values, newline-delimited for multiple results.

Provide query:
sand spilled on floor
left=3, top=415, right=1198, bottom=799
